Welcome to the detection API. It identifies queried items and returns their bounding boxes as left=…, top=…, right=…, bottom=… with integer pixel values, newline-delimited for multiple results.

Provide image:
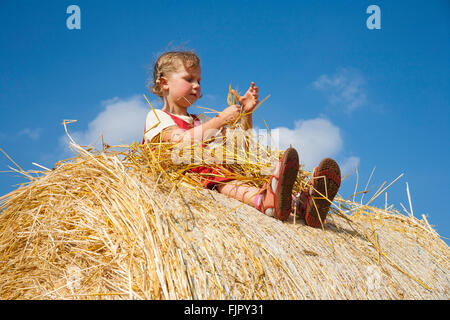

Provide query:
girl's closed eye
left=185, top=77, right=198, bottom=84
left=187, top=77, right=201, bottom=85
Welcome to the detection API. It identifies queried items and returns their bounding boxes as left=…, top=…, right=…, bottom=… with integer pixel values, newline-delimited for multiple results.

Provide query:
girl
left=143, top=50, right=341, bottom=227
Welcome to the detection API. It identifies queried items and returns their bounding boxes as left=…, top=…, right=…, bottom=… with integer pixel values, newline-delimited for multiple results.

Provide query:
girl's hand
left=234, top=82, right=259, bottom=113
left=219, top=104, right=241, bottom=125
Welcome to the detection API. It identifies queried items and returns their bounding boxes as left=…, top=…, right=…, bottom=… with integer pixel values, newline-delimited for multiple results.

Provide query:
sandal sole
left=276, top=148, right=299, bottom=221
left=305, top=158, right=340, bottom=227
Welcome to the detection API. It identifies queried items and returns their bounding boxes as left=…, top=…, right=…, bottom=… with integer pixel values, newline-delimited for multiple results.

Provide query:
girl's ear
left=160, top=76, right=169, bottom=92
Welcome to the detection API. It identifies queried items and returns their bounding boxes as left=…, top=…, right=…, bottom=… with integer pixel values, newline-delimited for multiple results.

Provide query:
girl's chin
left=176, top=95, right=198, bottom=105
left=185, top=96, right=199, bottom=105
left=176, top=101, right=195, bottom=109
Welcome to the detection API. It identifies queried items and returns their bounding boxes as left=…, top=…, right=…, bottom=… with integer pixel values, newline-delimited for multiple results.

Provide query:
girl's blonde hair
left=149, top=51, right=201, bottom=97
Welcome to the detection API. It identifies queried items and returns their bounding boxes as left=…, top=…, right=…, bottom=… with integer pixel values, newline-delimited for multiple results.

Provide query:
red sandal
left=294, top=158, right=341, bottom=228
left=255, top=147, right=299, bottom=221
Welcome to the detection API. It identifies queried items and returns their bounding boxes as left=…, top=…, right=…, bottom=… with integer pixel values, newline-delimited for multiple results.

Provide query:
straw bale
left=0, top=133, right=449, bottom=300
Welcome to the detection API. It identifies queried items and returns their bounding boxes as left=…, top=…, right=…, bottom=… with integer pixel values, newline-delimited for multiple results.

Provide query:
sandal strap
left=257, top=151, right=298, bottom=218
left=254, top=183, right=274, bottom=217
left=254, top=193, right=263, bottom=209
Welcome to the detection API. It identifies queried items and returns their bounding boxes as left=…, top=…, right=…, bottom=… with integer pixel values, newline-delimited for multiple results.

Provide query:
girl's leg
left=216, top=147, right=299, bottom=221
left=215, top=181, right=263, bottom=207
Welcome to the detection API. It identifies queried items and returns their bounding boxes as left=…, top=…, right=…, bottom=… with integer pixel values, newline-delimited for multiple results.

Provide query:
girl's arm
left=159, top=104, right=241, bottom=143
left=241, top=113, right=252, bottom=130
left=234, top=82, right=259, bottom=130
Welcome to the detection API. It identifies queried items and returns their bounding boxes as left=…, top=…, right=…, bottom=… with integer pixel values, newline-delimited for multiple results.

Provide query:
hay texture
left=0, top=133, right=448, bottom=300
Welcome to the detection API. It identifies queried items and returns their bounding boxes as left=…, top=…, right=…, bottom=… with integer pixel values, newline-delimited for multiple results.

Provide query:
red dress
left=143, top=110, right=233, bottom=190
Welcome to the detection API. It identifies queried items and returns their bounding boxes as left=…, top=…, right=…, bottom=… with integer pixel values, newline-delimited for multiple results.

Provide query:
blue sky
left=1, top=0, right=449, bottom=242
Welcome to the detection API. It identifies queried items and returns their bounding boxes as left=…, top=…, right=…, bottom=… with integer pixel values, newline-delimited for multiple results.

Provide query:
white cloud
left=277, top=118, right=343, bottom=170
left=313, top=68, right=367, bottom=113
left=340, top=156, right=360, bottom=176
left=18, top=128, right=42, bottom=141
left=60, top=95, right=156, bottom=151
left=254, top=117, right=360, bottom=174
left=256, top=117, right=348, bottom=171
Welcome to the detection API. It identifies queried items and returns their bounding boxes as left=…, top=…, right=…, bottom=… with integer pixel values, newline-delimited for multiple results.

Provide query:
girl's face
left=163, top=63, right=201, bottom=109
